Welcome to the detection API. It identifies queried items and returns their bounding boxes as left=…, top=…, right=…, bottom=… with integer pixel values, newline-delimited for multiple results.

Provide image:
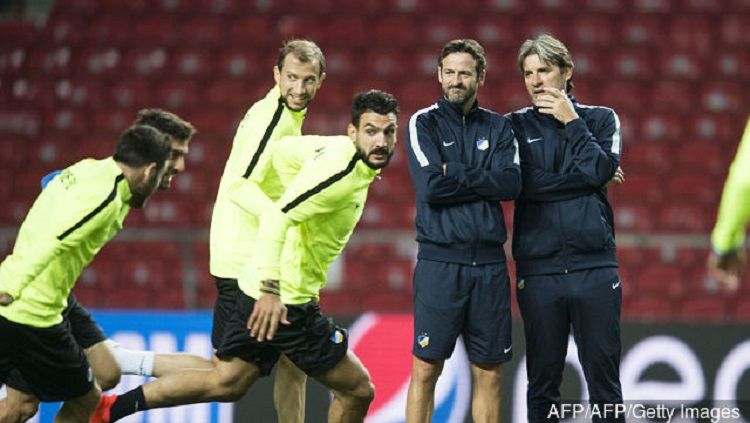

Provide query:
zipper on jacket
left=464, top=114, right=478, bottom=266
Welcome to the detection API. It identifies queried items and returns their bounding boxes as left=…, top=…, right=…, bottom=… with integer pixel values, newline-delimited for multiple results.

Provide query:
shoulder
left=408, top=103, right=440, bottom=125
left=575, top=102, right=618, bottom=122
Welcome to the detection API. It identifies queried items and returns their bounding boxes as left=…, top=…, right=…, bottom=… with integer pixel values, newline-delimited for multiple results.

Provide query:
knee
left=411, top=357, right=444, bottom=385
left=96, top=367, right=122, bottom=391
left=212, top=367, right=255, bottom=402
left=18, top=401, right=39, bottom=422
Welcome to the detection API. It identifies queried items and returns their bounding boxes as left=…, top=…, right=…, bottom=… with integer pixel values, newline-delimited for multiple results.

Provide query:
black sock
left=110, top=386, right=148, bottom=422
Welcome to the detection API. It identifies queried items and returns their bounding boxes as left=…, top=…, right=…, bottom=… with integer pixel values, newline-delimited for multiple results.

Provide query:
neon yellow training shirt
left=232, top=135, right=379, bottom=304
left=0, top=158, right=131, bottom=327
left=711, top=117, right=750, bottom=255
left=209, top=85, right=306, bottom=279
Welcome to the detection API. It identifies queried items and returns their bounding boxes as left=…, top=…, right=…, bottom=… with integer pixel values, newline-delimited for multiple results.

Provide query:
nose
left=530, top=72, right=542, bottom=86
left=292, top=79, right=306, bottom=95
left=174, top=157, right=186, bottom=173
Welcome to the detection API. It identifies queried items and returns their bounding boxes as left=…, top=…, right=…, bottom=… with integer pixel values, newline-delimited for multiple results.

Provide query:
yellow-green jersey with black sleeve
left=0, top=158, right=131, bottom=328
left=209, top=85, right=306, bottom=279
left=711, top=117, right=750, bottom=255
left=236, top=135, right=379, bottom=304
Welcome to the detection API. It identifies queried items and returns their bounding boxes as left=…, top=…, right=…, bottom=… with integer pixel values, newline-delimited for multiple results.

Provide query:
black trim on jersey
left=281, top=154, right=359, bottom=213
left=243, top=98, right=284, bottom=178
left=57, top=174, right=125, bottom=241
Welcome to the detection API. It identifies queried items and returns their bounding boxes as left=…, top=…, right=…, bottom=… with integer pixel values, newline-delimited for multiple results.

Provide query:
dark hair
left=134, top=108, right=196, bottom=141
left=113, top=125, right=172, bottom=171
left=438, top=39, right=487, bottom=75
left=518, top=33, right=575, bottom=93
left=351, top=90, right=400, bottom=127
left=277, top=39, right=325, bottom=76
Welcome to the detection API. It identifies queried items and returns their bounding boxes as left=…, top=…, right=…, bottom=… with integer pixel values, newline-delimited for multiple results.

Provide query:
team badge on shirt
left=418, top=333, right=430, bottom=348
left=517, top=278, right=525, bottom=290
left=476, top=137, right=489, bottom=151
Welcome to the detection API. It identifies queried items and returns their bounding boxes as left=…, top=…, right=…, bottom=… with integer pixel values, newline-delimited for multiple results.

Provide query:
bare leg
left=152, top=353, right=215, bottom=377
left=141, top=355, right=258, bottom=408
left=273, top=354, right=306, bottom=423
left=470, top=362, right=503, bottom=423
left=86, top=342, right=122, bottom=391
left=406, top=356, right=444, bottom=423
left=0, top=387, right=39, bottom=423
left=55, top=384, right=101, bottom=423
left=314, top=351, right=374, bottom=423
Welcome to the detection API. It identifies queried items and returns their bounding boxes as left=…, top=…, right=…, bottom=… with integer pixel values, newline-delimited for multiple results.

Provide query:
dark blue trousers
left=517, top=267, right=624, bottom=423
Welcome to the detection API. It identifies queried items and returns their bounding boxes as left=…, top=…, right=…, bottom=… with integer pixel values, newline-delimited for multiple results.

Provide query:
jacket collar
left=438, top=98, right=480, bottom=122
left=530, top=94, right=578, bottom=127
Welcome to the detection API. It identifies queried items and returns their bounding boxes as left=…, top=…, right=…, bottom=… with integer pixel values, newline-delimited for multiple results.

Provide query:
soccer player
left=405, top=39, right=521, bottom=423
left=93, top=90, right=399, bottom=423
left=0, top=125, right=172, bottom=422
left=707, top=117, right=750, bottom=290
left=0, top=109, right=212, bottom=423
left=507, top=33, right=624, bottom=422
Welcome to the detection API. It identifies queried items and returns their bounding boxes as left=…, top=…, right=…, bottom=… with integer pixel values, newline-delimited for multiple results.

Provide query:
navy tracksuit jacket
left=507, top=97, right=624, bottom=422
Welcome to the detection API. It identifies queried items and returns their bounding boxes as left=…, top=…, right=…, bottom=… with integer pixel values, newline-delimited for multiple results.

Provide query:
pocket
left=564, top=197, right=610, bottom=252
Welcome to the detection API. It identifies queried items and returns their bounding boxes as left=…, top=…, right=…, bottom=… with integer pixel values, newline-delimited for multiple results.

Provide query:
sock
left=111, top=345, right=156, bottom=377
left=110, top=386, right=147, bottom=422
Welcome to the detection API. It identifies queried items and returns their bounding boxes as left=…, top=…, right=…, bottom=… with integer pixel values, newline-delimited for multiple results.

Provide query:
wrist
left=260, top=279, right=280, bottom=296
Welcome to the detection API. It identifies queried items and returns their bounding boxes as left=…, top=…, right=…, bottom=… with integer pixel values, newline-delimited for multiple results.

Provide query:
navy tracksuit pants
left=517, top=267, right=624, bottom=423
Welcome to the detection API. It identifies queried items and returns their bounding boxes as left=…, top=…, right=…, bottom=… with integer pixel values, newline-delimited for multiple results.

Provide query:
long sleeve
left=407, top=109, right=487, bottom=204
left=564, top=108, right=621, bottom=187
left=711, top=118, right=750, bottom=254
left=520, top=165, right=596, bottom=202
left=444, top=121, right=521, bottom=202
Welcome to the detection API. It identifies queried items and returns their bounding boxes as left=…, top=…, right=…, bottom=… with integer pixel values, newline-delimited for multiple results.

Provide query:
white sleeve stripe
left=611, top=110, right=622, bottom=155
left=513, top=138, right=520, bottom=165
left=408, top=104, right=438, bottom=168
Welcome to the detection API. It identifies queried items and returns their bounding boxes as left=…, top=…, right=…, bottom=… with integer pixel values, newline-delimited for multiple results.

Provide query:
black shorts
left=211, top=276, right=240, bottom=349
left=65, top=293, right=108, bottom=349
left=0, top=315, right=94, bottom=401
left=412, top=259, right=513, bottom=364
left=3, top=294, right=106, bottom=395
left=217, top=291, right=348, bottom=378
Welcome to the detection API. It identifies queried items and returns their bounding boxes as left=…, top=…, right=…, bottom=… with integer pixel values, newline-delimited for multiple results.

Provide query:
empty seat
left=666, top=173, right=720, bottom=205
left=569, top=15, right=616, bottom=46
left=86, top=14, right=131, bottom=46
left=610, top=172, right=662, bottom=205
left=718, top=15, right=750, bottom=46
left=423, top=16, right=468, bottom=46
left=631, top=0, right=672, bottom=12
left=712, top=50, right=750, bottom=81
left=650, top=81, right=694, bottom=112
left=132, top=15, right=178, bottom=46
left=659, top=51, right=703, bottom=80
left=676, top=141, right=727, bottom=175
left=666, top=16, right=714, bottom=53
left=658, top=203, right=712, bottom=232
left=677, top=297, right=729, bottom=322
left=170, top=48, right=214, bottom=78
left=700, top=82, right=744, bottom=113
left=372, top=16, right=419, bottom=47
left=122, top=47, right=170, bottom=77
left=619, top=14, right=663, bottom=45
left=179, top=17, right=225, bottom=47
left=640, top=113, right=684, bottom=142
left=472, top=17, right=518, bottom=47
left=610, top=49, right=654, bottom=80
left=623, top=298, right=673, bottom=322
left=0, top=21, right=37, bottom=47
left=636, top=265, right=684, bottom=299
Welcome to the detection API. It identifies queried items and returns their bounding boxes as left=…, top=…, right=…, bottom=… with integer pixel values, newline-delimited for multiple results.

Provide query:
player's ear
left=347, top=123, right=357, bottom=141
left=273, top=65, right=281, bottom=85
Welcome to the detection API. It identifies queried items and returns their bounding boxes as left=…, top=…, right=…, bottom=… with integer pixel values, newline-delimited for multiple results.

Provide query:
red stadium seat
left=640, top=113, right=684, bottom=142
left=676, top=141, right=727, bottom=175
left=178, top=17, right=225, bottom=47
left=599, top=82, right=646, bottom=114
left=690, top=113, right=744, bottom=144
left=649, top=81, right=694, bottom=113
left=132, top=15, right=178, bottom=46
left=621, top=142, right=670, bottom=175
left=666, top=16, right=714, bottom=53
left=666, top=173, right=720, bottom=206
left=569, top=15, right=616, bottom=46
left=276, top=16, right=323, bottom=43
left=226, top=17, right=274, bottom=47
left=215, top=47, right=270, bottom=79
left=611, top=172, right=662, bottom=205
left=609, top=49, right=654, bottom=80
left=677, top=297, right=729, bottom=322
left=109, top=79, right=153, bottom=109
left=712, top=50, right=750, bottom=81
left=423, top=16, right=469, bottom=46
left=472, top=17, right=518, bottom=47
left=658, top=203, right=712, bottom=232
left=700, top=82, right=745, bottom=113
left=659, top=51, right=704, bottom=80
left=73, top=47, right=122, bottom=77
left=718, top=15, right=750, bottom=46
left=122, top=47, right=170, bottom=77
left=156, top=80, right=202, bottom=112
left=619, top=15, right=663, bottom=46
left=569, top=48, right=605, bottom=79
left=0, top=21, right=37, bottom=47
left=631, top=0, right=672, bottom=12
left=518, top=16, right=568, bottom=42
left=733, top=299, right=750, bottom=323
left=623, top=298, right=673, bottom=322
left=636, top=265, right=685, bottom=299
left=86, top=14, right=131, bottom=46
left=323, top=17, right=368, bottom=47
left=169, top=48, right=214, bottom=78
left=322, top=48, right=357, bottom=80
left=372, top=16, right=419, bottom=48
left=26, top=46, right=73, bottom=77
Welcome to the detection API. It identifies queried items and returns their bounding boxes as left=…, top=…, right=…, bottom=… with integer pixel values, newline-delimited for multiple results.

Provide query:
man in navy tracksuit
left=405, top=39, right=521, bottom=423
left=507, top=34, right=625, bottom=422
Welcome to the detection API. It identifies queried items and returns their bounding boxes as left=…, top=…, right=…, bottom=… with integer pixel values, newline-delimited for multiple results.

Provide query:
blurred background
left=0, top=0, right=749, bottom=421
